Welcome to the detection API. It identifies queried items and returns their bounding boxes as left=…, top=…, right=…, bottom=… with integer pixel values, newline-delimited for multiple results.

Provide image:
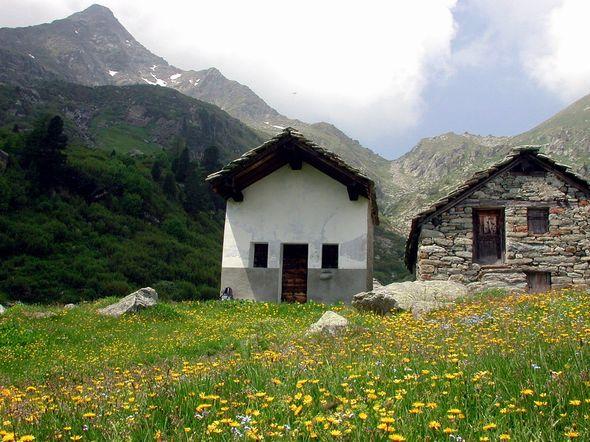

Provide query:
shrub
left=154, top=280, right=198, bottom=301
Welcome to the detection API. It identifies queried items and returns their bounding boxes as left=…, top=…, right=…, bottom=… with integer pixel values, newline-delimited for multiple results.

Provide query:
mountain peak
left=202, top=67, right=224, bottom=78
left=68, top=4, right=116, bottom=22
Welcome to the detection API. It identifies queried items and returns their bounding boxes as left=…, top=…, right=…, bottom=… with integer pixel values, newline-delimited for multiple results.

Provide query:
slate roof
left=405, top=146, right=590, bottom=272
left=206, top=127, right=379, bottom=224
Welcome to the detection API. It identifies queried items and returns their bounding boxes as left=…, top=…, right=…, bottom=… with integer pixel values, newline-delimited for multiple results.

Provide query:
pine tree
left=162, top=172, right=177, bottom=200
left=201, top=145, right=221, bottom=175
left=22, top=115, right=67, bottom=191
left=151, top=160, right=163, bottom=182
left=174, top=148, right=191, bottom=183
left=184, top=166, right=212, bottom=214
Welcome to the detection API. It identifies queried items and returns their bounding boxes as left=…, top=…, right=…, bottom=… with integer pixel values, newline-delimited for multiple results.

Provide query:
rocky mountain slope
left=387, top=93, right=590, bottom=232
left=0, top=4, right=392, bottom=191
left=0, top=78, right=264, bottom=159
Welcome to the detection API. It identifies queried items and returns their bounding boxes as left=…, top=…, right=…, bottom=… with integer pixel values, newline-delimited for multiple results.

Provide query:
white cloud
left=0, top=0, right=459, bottom=148
left=527, top=0, right=590, bottom=101
left=124, top=0, right=458, bottom=141
left=449, top=0, right=590, bottom=102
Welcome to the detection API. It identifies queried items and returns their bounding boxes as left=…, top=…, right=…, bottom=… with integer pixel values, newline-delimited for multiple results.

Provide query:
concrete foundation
left=221, top=267, right=368, bottom=303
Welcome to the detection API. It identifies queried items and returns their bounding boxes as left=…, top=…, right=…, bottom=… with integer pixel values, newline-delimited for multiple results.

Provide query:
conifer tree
left=184, top=166, right=212, bottom=214
left=21, top=115, right=67, bottom=191
left=174, top=148, right=191, bottom=183
left=162, top=172, right=177, bottom=200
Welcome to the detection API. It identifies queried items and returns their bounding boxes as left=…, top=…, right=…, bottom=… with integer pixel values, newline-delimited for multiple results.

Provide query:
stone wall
left=416, top=170, right=590, bottom=292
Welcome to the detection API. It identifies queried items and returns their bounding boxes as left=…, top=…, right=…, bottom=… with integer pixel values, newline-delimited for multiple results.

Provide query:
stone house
left=405, top=146, right=590, bottom=292
left=206, top=128, right=378, bottom=303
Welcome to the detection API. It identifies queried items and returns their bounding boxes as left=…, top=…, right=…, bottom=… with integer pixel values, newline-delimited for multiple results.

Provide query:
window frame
left=321, top=244, right=339, bottom=269
left=527, top=207, right=549, bottom=234
left=252, top=243, right=269, bottom=268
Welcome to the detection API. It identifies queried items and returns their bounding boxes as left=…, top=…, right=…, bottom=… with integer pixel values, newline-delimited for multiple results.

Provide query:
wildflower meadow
left=0, top=290, right=589, bottom=441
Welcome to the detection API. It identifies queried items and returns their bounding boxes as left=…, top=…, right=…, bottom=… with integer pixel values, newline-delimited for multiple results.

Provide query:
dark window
left=473, top=209, right=505, bottom=264
left=526, top=271, right=551, bottom=293
left=253, top=243, right=268, bottom=268
left=322, top=244, right=339, bottom=269
left=528, top=208, right=549, bottom=234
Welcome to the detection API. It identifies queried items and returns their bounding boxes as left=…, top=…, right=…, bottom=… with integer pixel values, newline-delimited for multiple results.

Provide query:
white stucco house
left=206, top=128, right=379, bottom=303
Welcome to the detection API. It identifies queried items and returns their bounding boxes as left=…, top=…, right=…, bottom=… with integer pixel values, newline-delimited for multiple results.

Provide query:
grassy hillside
left=0, top=290, right=587, bottom=440
left=0, top=80, right=265, bottom=161
left=0, top=124, right=225, bottom=303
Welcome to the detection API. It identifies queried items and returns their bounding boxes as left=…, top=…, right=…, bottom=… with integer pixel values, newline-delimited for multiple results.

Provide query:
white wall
left=222, top=163, right=370, bottom=270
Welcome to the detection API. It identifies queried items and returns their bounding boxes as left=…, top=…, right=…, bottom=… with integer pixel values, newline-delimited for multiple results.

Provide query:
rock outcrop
left=307, top=311, right=349, bottom=335
left=0, top=304, right=5, bottom=315
left=98, top=287, right=158, bottom=317
left=353, top=280, right=468, bottom=315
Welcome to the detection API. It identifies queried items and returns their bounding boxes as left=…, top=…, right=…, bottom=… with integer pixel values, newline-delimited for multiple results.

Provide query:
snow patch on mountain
left=143, top=73, right=167, bottom=86
left=108, top=70, right=118, bottom=76
left=170, top=73, right=182, bottom=80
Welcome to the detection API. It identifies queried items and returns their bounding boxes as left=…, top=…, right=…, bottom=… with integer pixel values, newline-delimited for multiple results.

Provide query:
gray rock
left=28, top=311, right=57, bottom=319
left=307, top=311, right=349, bottom=335
left=64, top=303, right=76, bottom=310
left=0, top=304, right=4, bottom=315
left=98, top=287, right=158, bottom=317
left=351, top=291, right=399, bottom=315
left=353, top=280, right=469, bottom=315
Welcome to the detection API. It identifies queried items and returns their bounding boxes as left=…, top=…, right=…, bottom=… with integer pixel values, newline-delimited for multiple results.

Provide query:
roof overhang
left=207, top=128, right=379, bottom=225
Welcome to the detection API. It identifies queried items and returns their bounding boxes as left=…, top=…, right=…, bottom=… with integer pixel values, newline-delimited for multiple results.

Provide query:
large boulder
left=98, top=287, right=158, bottom=317
left=353, top=280, right=468, bottom=316
left=307, top=311, right=349, bottom=335
left=351, top=291, right=399, bottom=315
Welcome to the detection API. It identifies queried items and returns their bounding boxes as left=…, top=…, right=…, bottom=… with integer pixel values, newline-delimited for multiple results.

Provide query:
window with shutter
left=253, top=243, right=269, bottom=268
left=527, top=208, right=549, bottom=234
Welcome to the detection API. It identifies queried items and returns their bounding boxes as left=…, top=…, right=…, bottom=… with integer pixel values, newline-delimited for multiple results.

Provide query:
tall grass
left=0, top=291, right=588, bottom=440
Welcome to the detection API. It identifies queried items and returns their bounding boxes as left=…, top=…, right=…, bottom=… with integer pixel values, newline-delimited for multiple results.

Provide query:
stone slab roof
left=206, top=127, right=379, bottom=224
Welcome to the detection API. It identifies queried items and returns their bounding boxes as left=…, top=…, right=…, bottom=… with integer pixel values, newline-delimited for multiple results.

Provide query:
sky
left=2, top=0, right=590, bottom=159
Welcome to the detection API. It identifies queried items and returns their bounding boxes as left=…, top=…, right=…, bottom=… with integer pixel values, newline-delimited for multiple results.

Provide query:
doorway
left=281, top=244, right=308, bottom=303
left=526, top=271, right=551, bottom=293
left=473, top=208, right=505, bottom=264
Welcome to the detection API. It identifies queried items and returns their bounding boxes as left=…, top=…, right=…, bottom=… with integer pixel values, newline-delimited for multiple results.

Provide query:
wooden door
left=526, top=272, right=551, bottom=293
left=281, top=244, right=308, bottom=303
left=474, top=209, right=505, bottom=264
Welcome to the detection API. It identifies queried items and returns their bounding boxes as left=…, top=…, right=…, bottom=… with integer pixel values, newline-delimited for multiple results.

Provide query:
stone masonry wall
left=416, top=170, right=590, bottom=292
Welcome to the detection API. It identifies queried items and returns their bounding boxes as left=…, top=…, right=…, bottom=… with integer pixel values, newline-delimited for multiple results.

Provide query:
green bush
left=154, top=280, right=198, bottom=301
left=0, top=128, right=223, bottom=304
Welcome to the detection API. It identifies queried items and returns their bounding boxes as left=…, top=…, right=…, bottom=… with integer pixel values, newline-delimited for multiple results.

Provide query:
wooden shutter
left=527, top=208, right=549, bottom=234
